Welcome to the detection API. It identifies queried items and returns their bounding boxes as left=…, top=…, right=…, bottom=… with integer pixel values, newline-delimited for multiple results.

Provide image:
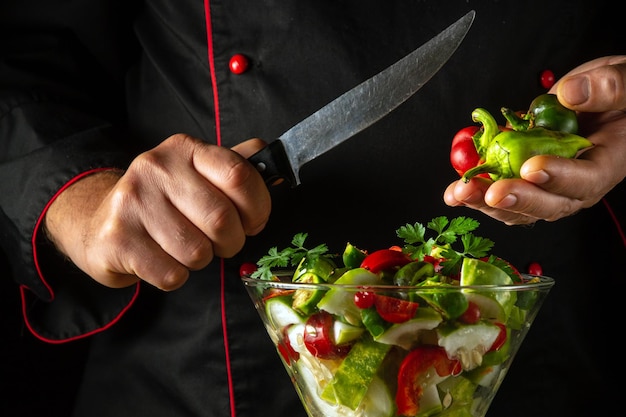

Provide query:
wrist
left=44, top=169, right=123, bottom=258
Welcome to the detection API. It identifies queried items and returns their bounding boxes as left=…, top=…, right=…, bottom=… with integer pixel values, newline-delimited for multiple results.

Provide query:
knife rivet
left=229, top=54, right=250, bottom=74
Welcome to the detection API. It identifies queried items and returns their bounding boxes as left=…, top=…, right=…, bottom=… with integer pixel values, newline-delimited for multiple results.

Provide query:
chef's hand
left=444, top=55, right=626, bottom=225
left=43, top=135, right=271, bottom=290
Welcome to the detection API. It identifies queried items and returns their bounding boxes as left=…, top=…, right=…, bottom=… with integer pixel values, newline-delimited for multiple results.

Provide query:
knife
left=248, top=10, right=475, bottom=187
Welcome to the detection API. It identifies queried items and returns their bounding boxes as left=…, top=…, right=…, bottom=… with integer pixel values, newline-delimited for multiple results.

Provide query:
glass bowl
left=242, top=270, right=554, bottom=417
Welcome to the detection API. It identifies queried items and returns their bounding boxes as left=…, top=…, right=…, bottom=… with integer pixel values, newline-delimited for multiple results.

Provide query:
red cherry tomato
left=374, top=295, right=419, bottom=324
left=360, top=249, right=412, bottom=273
left=540, top=69, right=555, bottom=89
left=458, top=300, right=481, bottom=324
left=354, top=290, right=376, bottom=309
left=303, top=311, right=351, bottom=359
left=239, top=262, right=257, bottom=277
left=396, top=346, right=462, bottom=416
left=527, top=261, right=543, bottom=276
left=450, top=126, right=490, bottom=179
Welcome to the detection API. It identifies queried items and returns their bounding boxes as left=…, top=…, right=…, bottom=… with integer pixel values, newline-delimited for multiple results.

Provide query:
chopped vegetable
left=245, top=216, right=553, bottom=417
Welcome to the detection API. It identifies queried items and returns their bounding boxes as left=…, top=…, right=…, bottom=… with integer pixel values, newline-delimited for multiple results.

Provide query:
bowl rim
left=241, top=272, right=555, bottom=292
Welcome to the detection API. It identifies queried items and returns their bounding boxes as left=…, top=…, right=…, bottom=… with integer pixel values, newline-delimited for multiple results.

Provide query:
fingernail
left=560, top=75, right=589, bottom=105
left=522, top=169, right=550, bottom=184
left=494, top=194, right=517, bottom=208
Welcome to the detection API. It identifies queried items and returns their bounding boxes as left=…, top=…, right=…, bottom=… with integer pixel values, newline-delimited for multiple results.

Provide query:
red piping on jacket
left=602, top=197, right=626, bottom=247
left=25, top=167, right=141, bottom=344
left=203, top=2, right=237, bottom=417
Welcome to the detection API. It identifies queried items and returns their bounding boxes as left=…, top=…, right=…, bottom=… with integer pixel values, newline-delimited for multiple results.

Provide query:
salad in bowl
left=241, top=216, right=554, bottom=417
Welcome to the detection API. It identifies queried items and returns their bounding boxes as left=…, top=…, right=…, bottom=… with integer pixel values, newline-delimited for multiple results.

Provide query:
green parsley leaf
left=396, top=216, right=494, bottom=275
left=252, top=233, right=329, bottom=280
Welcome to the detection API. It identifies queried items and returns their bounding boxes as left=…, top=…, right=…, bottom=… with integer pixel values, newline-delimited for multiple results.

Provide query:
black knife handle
left=247, top=140, right=298, bottom=187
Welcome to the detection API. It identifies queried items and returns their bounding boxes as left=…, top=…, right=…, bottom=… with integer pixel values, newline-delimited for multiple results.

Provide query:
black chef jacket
left=1, top=1, right=625, bottom=416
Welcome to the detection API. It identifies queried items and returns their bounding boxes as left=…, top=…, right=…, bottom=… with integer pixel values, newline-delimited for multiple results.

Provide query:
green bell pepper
left=501, top=93, right=579, bottom=134
left=462, top=107, right=593, bottom=182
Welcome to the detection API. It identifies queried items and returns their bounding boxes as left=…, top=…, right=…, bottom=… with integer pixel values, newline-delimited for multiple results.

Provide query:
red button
left=229, top=54, right=250, bottom=74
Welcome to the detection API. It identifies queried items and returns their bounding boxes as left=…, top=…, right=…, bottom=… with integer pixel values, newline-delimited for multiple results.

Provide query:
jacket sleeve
left=0, top=0, right=142, bottom=342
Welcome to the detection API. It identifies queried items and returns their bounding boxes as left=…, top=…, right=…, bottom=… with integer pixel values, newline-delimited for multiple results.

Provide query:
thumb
left=556, top=56, right=626, bottom=112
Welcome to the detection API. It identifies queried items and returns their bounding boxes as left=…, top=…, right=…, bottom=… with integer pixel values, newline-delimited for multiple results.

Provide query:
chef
left=1, top=1, right=624, bottom=416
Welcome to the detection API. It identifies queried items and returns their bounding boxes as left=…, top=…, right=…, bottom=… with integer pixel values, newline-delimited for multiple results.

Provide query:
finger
left=145, top=136, right=251, bottom=259
left=118, top=236, right=191, bottom=291
left=520, top=149, right=621, bottom=205
left=444, top=178, right=490, bottom=207
left=556, top=57, right=626, bottom=112
left=86, top=210, right=191, bottom=291
left=483, top=177, right=582, bottom=222
left=140, top=195, right=215, bottom=270
left=444, top=178, right=538, bottom=225
left=191, top=140, right=272, bottom=238
left=443, top=181, right=465, bottom=207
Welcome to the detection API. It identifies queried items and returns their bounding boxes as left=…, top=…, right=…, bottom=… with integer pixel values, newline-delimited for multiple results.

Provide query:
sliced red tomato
left=360, top=249, right=412, bottom=274
left=303, top=311, right=351, bottom=359
left=277, top=325, right=300, bottom=365
left=396, top=346, right=462, bottom=416
left=423, top=255, right=444, bottom=273
left=262, top=289, right=296, bottom=302
left=374, top=295, right=419, bottom=324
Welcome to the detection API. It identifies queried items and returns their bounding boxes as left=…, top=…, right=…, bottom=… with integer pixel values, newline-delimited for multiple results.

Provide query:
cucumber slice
left=294, top=359, right=356, bottom=417
left=418, top=278, right=469, bottom=320
left=320, top=335, right=391, bottom=410
left=333, top=321, right=365, bottom=345
left=463, top=293, right=505, bottom=322
left=265, top=296, right=304, bottom=329
left=375, top=307, right=442, bottom=350
left=294, top=254, right=337, bottom=282
left=460, top=258, right=517, bottom=321
left=464, top=363, right=502, bottom=387
left=417, top=384, right=444, bottom=416
left=393, top=261, right=435, bottom=286
left=437, top=322, right=501, bottom=370
left=317, top=268, right=380, bottom=325
left=356, top=375, right=395, bottom=417
left=436, top=376, right=477, bottom=416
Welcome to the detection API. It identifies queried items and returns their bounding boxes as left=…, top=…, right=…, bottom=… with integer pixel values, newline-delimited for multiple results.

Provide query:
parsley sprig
left=397, top=216, right=494, bottom=275
left=251, top=216, right=494, bottom=280
left=251, top=233, right=328, bottom=281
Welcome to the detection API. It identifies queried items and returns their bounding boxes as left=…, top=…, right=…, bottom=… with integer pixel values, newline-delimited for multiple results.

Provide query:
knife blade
left=248, top=10, right=475, bottom=186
